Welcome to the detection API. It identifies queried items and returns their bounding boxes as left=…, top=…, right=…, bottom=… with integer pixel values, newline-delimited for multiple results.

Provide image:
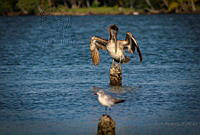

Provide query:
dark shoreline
left=1, top=9, right=200, bottom=16
left=2, top=12, right=200, bottom=16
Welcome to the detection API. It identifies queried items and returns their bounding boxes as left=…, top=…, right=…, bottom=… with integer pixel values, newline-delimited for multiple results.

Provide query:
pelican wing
left=90, top=36, right=108, bottom=65
left=123, top=32, right=143, bottom=62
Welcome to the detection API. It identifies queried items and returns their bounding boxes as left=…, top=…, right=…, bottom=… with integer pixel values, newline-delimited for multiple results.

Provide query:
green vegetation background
left=0, top=0, right=200, bottom=15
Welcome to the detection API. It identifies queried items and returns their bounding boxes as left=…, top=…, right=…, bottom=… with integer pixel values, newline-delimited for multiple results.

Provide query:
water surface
left=0, top=15, right=200, bottom=135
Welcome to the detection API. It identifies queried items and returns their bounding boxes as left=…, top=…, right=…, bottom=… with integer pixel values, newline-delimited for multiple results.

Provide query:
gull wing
left=111, top=97, right=125, bottom=104
left=104, top=94, right=125, bottom=105
left=114, top=99, right=125, bottom=104
left=123, top=32, right=143, bottom=62
left=90, top=36, right=108, bottom=65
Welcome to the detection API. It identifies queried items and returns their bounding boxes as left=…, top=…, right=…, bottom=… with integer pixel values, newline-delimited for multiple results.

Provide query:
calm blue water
left=0, top=15, right=200, bottom=135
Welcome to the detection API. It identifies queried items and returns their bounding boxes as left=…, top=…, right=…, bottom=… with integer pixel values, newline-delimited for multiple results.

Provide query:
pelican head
left=108, top=24, right=118, bottom=32
left=108, top=24, right=118, bottom=53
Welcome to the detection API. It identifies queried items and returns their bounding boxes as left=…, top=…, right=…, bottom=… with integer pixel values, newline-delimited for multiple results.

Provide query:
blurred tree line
left=0, top=0, right=200, bottom=15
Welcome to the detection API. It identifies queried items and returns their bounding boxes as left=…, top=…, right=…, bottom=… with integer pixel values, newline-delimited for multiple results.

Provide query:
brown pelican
left=90, top=24, right=142, bottom=65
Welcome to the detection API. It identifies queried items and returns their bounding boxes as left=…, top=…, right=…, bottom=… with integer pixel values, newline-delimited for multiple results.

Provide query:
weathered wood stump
left=97, top=114, right=116, bottom=135
left=109, top=63, right=122, bottom=86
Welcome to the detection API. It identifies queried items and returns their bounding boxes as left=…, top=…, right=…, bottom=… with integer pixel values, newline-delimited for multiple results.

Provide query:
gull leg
left=107, top=107, right=111, bottom=115
left=105, top=107, right=109, bottom=115
left=105, top=107, right=111, bottom=115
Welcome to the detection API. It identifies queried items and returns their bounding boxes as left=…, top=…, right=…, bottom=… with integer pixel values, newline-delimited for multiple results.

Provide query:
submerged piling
left=109, top=63, right=122, bottom=86
left=97, top=114, right=116, bottom=135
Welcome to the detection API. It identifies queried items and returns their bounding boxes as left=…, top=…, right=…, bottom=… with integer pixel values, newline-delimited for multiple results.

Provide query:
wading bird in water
left=90, top=24, right=143, bottom=65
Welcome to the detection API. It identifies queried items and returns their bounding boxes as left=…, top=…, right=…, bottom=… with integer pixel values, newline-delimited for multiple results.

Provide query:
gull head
left=95, top=90, right=105, bottom=96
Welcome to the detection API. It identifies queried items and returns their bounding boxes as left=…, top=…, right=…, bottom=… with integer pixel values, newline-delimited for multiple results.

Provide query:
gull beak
left=94, top=92, right=97, bottom=95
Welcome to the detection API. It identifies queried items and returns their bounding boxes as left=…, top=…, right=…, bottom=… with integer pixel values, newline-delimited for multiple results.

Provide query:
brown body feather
left=91, top=49, right=100, bottom=65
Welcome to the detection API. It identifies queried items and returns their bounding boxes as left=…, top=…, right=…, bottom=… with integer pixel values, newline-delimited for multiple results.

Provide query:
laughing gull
left=95, top=90, right=125, bottom=110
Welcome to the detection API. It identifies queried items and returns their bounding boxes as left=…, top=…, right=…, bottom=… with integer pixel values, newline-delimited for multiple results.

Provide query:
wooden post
left=109, top=63, right=122, bottom=86
left=97, top=114, right=116, bottom=135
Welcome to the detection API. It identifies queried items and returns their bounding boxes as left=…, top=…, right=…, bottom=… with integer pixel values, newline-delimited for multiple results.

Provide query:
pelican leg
left=117, top=62, right=122, bottom=71
left=112, top=59, right=115, bottom=65
left=117, top=56, right=122, bottom=66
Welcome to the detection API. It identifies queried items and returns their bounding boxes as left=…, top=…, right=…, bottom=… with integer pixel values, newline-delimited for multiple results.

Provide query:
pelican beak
left=111, top=30, right=117, bottom=53
left=113, top=34, right=117, bottom=53
left=108, top=24, right=118, bottom=53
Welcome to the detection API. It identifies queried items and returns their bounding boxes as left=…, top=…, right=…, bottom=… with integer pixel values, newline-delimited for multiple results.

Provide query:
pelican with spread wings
left=90, top=24, right=143, bottom=65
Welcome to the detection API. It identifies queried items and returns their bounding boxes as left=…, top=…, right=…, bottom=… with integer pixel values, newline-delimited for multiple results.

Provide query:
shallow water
left=0, top=14, right=200, bottom=135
